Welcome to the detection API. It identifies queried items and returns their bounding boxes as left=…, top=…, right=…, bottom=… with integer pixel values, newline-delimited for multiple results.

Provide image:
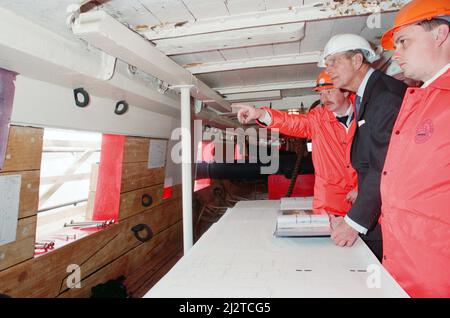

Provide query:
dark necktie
left=336, top=115, right=349, bottom=127
left=355, top=95, right=362, bottom=117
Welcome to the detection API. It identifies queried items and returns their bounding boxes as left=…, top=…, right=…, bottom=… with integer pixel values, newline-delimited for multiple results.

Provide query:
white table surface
left=144, top=200, right=409, bottom=298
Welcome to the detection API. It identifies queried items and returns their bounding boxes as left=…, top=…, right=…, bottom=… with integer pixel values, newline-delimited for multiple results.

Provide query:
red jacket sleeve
left=256, top=107, right=316, bottom=139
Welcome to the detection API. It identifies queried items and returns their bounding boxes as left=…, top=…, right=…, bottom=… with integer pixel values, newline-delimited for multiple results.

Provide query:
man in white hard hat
left=320, top=34, right=407, bottom=261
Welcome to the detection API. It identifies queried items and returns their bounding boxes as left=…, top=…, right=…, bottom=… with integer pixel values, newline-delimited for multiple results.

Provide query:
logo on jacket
left=415, top=119, right=434, bottom=144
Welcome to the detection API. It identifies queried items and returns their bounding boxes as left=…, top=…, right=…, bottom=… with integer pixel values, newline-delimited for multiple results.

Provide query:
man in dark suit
left=318, top=34, right=407, bottom=261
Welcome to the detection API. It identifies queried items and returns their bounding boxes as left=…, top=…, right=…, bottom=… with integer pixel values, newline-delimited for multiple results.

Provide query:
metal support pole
left=180, top=85, right=194, bottom=254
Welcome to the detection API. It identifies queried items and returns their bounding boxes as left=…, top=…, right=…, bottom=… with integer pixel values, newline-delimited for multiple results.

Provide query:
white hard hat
left=318, top=34, right=380, bottom=67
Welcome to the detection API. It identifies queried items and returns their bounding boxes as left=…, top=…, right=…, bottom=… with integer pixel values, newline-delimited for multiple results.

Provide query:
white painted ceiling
left=0, top=0, right=407, bottom=109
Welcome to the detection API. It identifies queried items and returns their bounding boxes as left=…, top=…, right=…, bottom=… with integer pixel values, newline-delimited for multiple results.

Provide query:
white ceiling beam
left=0, top=7, right=181, bottom=118
left=215, top=80, right=316, bottom=95
left=71, top=10, right=231, bottom=112
left=252, top=95, right=320, bottom=110
left=224, top=90, right=281, bottom=102
left=187, top=52, right=321, bottom=74
left=138, top=1, right=409, bottom=40
left=153, top=23, right=305, bottom=55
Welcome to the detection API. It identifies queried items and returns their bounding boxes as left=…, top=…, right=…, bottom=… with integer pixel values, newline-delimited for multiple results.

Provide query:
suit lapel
left=350, top=70, right=381, bottom=161
left=357, top=70, right=381, bottom=121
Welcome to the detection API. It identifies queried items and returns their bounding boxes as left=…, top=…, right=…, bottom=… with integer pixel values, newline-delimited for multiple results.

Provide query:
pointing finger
left=237, top=110, right=247, bottom=124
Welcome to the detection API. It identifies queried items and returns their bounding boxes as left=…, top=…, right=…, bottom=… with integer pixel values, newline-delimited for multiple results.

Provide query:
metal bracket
left=157, top=79, right=170, bottom=94
left=34, top=240, right=55, bottom=253
left=169, top=84, right=195, bottom=90
left=69, top=4, right=117, bottom=81
left=74, top=88, right=90, bottom=108
left=131, top=224, right=153, bottom=243
left=114, top=100, right=129, bottom=115
left=64, top=219, right=115, bottom=229
left=66, top=4, right=82, bottom=28
left=100, top=55, right=117, bottom=81
left=194, top=99, right=204, bottom=114
left=141, top=194, right=153, bottom=208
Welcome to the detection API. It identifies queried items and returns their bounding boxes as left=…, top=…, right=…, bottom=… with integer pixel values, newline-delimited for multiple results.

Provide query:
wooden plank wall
left=0, top=126, right=42, bottom=272
left=0, top=128, right=183, bottom=298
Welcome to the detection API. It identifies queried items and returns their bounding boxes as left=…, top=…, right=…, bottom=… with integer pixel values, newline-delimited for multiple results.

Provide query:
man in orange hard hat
left=385, top=60, right=422, bottom=87
left=234, top=70, right=358, bottom=219
left=380, top=0, right=450, bottom=297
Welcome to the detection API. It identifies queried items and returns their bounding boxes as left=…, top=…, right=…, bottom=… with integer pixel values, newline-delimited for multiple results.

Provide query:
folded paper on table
left=275, top=197, right=330, bottom=237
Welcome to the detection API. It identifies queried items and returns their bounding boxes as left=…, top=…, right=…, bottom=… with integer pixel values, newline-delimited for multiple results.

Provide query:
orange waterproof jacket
left=259, top=106, right=357, bottom=216
left=380, top=68, right=450, bottom=297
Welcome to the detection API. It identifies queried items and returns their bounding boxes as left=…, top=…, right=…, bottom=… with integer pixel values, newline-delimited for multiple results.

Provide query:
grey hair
left=344, top=49, right=370, bottom=65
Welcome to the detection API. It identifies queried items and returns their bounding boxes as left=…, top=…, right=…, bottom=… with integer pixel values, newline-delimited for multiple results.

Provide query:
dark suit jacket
left=348, top=70, right=407, bottom=239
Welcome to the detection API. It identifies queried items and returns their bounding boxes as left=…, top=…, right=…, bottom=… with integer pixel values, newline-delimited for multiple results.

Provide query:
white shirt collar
left=333, top=103, right=353, bottom=128
left=333, top=103, right=353, bottom=118
left=357, top=68, right=375, bottom=98
left=421, top=63, right=450, bottom=88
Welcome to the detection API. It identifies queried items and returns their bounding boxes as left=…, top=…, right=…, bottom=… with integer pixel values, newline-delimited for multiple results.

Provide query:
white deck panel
left=145, top=200, right=409, bottom=298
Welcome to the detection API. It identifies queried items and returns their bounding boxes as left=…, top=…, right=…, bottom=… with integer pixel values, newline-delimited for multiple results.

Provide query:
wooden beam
left=0, top=170, right=40, bottom=219
left=123, top=136, right=150, bottom=163
left=0, top=216, right=37, bottom=271
left=187, top=52, right=321, bottom=74
left=72, top=11, right=231, bottom=112
left=39, top=151, right=95, bottom=206
left=43, top=140, right=100, bottom=149
left=138, top=1, right=408, bottom=40
left=121, top=164, right=165, bottom=193
left=0, top=198, right=182, bottom=297
left=153, top=23, right=305, bottom=55
left=215, top=80, right=316, bottom=94
left=58, top=221, right=183, bottom=298
left=1, top=126, right=43, bottom=173
left=40, top=173, right=91, bottom=185
left=119, top=184, right=164, bottom=220
left=225, top=90, right=281, bottom=102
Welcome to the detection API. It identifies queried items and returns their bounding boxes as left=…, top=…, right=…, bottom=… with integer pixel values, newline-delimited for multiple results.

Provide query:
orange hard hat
left=382, top=0, right=450, bottom=50
left=314, top=70, right=334, bottom=92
